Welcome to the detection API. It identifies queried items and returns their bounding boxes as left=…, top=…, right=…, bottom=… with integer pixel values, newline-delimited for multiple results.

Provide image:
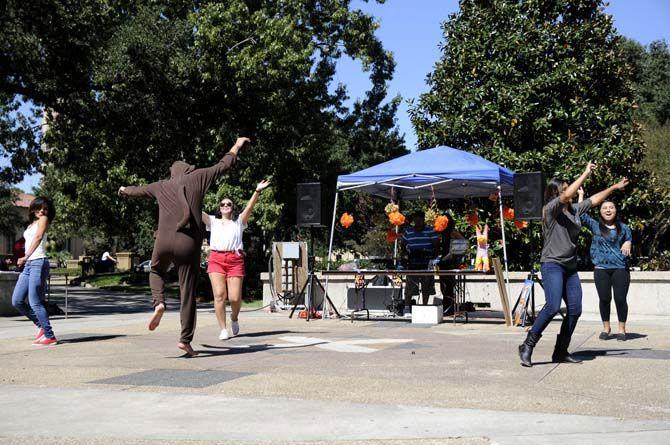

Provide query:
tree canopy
left=409, top=0, right=669, bottom=268
left=1, top=0, right=406, bottom=254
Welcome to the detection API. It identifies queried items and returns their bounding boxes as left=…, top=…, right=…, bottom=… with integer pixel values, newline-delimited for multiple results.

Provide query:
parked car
left=134, top=260, right=174, bottom=273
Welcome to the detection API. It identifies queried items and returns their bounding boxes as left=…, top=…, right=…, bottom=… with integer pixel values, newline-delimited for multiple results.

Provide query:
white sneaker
left=231, top=320, right=240, bottom=336
left=218, top=329, right=229, bottom=341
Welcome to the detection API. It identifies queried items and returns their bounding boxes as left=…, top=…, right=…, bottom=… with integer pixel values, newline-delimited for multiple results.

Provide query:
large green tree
left=410, top=0, right=669, bottom=268
left=0, top=93, right=41, bottom=235
left=621, top=38, right=670, bottom=190
left=1, top=1, right=406, bottom=259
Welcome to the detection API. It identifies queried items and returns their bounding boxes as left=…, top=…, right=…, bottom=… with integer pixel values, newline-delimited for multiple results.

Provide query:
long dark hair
left=544, top=178, right=566, bottom=204
left=28, top=197, right=56, bottom=223
left=598, top=201, right=621, bottom=239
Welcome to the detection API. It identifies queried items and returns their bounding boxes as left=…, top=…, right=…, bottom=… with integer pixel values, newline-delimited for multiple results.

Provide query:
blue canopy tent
left=325, top=146, right=516, bottom=314
left=336, top=146, right=515, bottom=199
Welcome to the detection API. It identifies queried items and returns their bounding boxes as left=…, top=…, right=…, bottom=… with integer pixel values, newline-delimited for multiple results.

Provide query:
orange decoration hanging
left=514, top=220, right=529, bottom=230
left=466, top=211, right=479, bottom=226
left=386, top=230, right=400, bottom=243
left=502, top=206, right=515, bottom=221
left=433, top=215, right=450, bottom=232
left=388, top=211, right=406, bottom=226
left=340, top=212, right=354, bottom=229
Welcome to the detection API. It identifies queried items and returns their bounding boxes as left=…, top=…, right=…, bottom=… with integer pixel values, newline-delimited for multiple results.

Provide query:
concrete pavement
left=0, top=287, right=669, bottom=444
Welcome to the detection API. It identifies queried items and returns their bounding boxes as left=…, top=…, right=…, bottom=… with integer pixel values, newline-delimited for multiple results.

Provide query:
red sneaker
left=32, top=337, right=58, bottom=346
left=35, top=328, right=45, bottom=340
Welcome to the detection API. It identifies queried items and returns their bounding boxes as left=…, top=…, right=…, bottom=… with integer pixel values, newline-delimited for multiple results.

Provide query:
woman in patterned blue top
left=579, top=189, right=632, bottom=341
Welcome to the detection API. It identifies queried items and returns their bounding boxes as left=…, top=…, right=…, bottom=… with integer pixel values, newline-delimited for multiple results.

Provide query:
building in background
left=0, top=192, right=84, bottom=262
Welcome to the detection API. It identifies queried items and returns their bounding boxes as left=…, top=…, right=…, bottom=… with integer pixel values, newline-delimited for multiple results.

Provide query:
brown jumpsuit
left=122, top=153, right=237, bottom=343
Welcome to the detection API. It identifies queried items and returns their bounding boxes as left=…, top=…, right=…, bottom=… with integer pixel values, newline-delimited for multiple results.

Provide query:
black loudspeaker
left=296, top=182, right=321, bottom=227
left=514, top=172, right=544, bottom=221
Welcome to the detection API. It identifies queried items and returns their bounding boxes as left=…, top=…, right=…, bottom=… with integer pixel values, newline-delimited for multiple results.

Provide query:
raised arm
left=193, top=137, right=250, bottom=192
left=201, top=211, right=211, bottom=227
left=588, top=178, right=629, bottom=207
left=239, top=179, right=271, bottom=225
left=560, top=163, right=596, bottom=204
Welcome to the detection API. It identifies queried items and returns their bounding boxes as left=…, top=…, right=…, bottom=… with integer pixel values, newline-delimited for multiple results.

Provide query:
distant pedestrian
left=12, top=197, right=58, bottom=346
left=100, top=250, right=117, bottom=272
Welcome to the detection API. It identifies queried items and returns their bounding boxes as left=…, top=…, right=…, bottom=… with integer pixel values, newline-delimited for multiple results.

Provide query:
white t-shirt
left=101, top=251, right=114, bottom=261
left=24, top=222, right=47, bottom=261
left=206, top=216, right=247, bottom=251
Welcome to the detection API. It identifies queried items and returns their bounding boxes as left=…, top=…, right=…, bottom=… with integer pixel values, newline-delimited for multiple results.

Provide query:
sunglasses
left=220, top=202, right=233, bottom=207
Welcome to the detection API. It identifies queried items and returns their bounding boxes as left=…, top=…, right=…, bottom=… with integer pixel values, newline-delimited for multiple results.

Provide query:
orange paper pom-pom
left=466, top=211, right=479, bottom=226
left=340, top=212, right=354, bottom=229
left=388, top=211, right=406, bottom=226
left=514, top=220, right=529, bottom=230
left=386, top=230, right=400, bottom=243
left=433, top=215, right=450, bottom=232
left=503, top=206, right=515, bottom=221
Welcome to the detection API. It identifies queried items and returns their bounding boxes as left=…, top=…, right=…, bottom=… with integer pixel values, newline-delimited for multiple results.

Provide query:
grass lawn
left=50, top=267, right=81, bottom=276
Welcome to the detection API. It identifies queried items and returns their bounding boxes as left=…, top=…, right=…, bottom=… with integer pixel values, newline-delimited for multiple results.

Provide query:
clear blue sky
left=11, top=0, right=670, bottom=193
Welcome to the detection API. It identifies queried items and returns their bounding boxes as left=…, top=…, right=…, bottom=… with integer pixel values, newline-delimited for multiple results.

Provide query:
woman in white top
left=11, top=197, right=57, bottom=346
left=202, top=179, right=271, bottom=340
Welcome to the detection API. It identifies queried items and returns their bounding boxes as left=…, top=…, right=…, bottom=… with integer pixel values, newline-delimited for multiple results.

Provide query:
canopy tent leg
left=497, top=186, right=511, bottom=304
left=392, top=192, right=400, bottom=266
left=323, top=191, right=339, bottom=319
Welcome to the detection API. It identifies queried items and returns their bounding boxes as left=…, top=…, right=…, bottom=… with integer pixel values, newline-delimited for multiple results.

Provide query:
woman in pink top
left=203, top=179, right=271, bottom=340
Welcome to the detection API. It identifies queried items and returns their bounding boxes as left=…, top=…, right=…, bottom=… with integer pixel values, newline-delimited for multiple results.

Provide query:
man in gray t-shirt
left=540, top=197, right=592, bottom=270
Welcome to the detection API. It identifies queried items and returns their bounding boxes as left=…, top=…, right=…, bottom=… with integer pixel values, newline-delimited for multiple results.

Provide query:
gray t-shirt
left=540, top=197, right=592, bottom=269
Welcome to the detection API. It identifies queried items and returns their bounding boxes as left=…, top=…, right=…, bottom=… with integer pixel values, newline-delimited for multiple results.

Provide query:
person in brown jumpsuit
left=119, top=137, right=250, bottom=356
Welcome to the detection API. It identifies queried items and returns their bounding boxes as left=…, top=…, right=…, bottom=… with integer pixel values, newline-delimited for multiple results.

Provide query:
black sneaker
left=617, top=333, right=627, bottom=342
left=598, top=331, right=610, bottom=340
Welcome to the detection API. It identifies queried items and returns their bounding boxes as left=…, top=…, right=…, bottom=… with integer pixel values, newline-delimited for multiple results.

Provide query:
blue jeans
left=531, top=262, right=582, bottom=339
left=12, top=258, right=55, bottom=339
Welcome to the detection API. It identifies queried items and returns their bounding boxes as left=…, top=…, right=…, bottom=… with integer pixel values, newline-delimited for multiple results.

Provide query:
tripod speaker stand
left=289, top=226, right=340, bottom=320
left=512, top=267, right=542, bottom=327
left=512, top=172, right=545, bottom=327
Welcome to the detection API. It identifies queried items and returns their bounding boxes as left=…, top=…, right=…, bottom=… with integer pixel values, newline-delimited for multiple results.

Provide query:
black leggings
left=594, top=268, right=630, bottom=323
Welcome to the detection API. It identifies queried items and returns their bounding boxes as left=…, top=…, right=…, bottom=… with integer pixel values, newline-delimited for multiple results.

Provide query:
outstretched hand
left=234, top=137, right=251, bottom=151
left=584, top=162, right=597, bottom=175
left=118, top=186, right=126, bottom=196
left=255, top=179, right=271, bottom=193
left=613, top=178, right=629, bottom=190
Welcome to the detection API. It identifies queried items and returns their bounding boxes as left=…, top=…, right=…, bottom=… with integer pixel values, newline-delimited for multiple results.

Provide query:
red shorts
left=207, top=251, right=245, bottom=277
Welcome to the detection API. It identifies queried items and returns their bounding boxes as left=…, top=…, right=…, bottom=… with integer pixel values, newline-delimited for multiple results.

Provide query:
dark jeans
left=531, top=262, right=582, bottom=339
left=12, top=258, right=55, bottom=339
left=594, top=268, right=630, bottom=323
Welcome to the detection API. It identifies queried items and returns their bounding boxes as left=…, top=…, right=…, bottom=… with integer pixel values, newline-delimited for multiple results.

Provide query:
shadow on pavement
left=232, top=330, right=325, bottom=338
left=573, top=347, right=670, bottom=361
left=188, top=341, right=328, bottom=358
left=58, top=334, right=128, bottom=344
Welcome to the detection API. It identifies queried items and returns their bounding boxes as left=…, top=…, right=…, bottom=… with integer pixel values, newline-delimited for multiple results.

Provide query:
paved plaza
left=0, top=287, right=669, bottom=444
